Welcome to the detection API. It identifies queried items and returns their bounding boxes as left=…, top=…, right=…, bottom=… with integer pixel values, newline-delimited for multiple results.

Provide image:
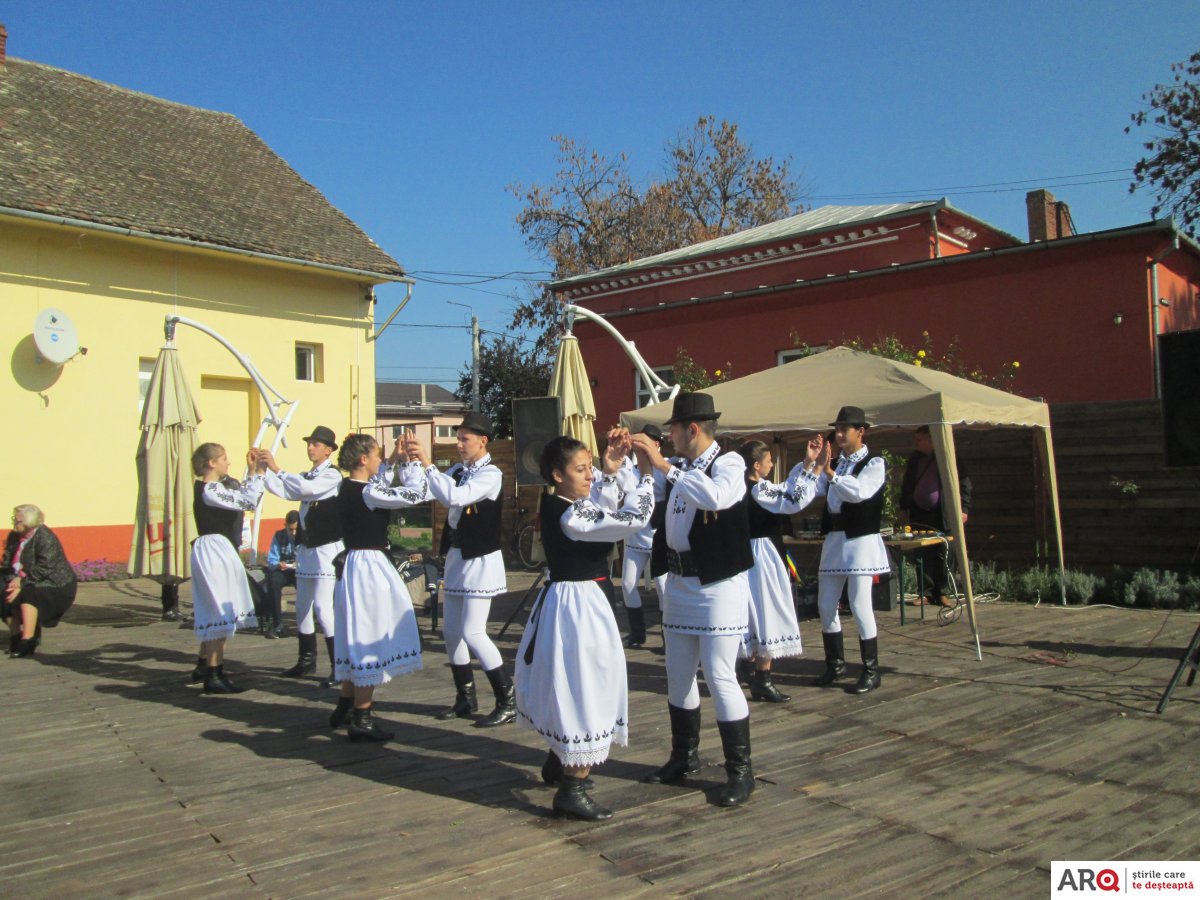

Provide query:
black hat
left=830, top=406, right=871, bottom=428
left=639, top=424, right=663, bottom=442
left=302, top=425, right=339, bottom=449
left=454, top=411, right=495, bottom=440
left=664, top=392, right=721, bottom=426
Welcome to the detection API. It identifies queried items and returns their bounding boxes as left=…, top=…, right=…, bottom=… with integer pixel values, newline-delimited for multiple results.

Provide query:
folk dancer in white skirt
left=188, top=442, right=267, bottom=694
left=259, top=425, right=344, bottom=686
left=616, top=424, right=668, bottom=649
left=634, top=392, right=757, bottom=807
left=735, top=439, right=809, bottom=704
left=326, top=434, right=425, bottom=742
left=403, top=412, right=513, bottom=727
left=515, top=432, right=654, bottom=821
left=787, top=408, right=888, bottom=694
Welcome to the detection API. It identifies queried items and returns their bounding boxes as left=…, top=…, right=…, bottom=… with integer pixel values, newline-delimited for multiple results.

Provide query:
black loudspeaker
left=512, top=396, right=562, bottom=486
left=1160, top=329, right=1200, bottom=468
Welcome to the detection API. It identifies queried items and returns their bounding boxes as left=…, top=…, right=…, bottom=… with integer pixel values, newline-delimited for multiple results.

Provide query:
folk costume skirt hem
left=190, top=534, right=256, bottom=641
left=744, top=537, right=803, bottom=659
left=333, top=550, right=423, bottom=687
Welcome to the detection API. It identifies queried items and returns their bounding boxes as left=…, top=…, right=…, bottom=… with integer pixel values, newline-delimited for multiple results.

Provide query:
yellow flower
left=917, top=350, right=926, bottom=359
left=1012, top=361, right=1020, bottom=368
left=714, top=369, right=722, bottom=378
left=914, top=359, right=922, bottom=367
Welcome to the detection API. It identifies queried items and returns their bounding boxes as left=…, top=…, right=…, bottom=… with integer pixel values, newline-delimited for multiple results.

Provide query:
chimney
left=0, top=24, right=7, bottom=72
left=1026, top=189, right=1075, bottom=242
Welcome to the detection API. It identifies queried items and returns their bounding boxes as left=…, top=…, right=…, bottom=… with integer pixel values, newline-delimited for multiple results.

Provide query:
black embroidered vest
left=193, top=481, right=241, bottom=549
left=650, top=454, right=754, bottom=585
left=298, top=494, right=342, bottom=548
left=820, top=450, right=886, bottom=538
left=539, top=493, right=612, bottom=583
left=746, top=475, right=791, bottom=564
left=337, top=480, right=390, bottom=550
left=437, top=463, right=502, bottom=560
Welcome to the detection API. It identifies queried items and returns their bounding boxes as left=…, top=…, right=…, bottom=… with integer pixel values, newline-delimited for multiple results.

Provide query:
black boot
left=643, top=703, right=701, bottom=783
left=161, top=583, right=181, bottom=621
left=189, top=654, right=206, bottom=684
left=328, top=695, right=354, bottom=729
left=854, top=638, right=881, bottom=694
left=623, top=606, right=647, bottom=648
left=348, top=705, right=394, bottom=742
left=735, top=656, right=753, bottom=686
left=749, top=668, right=791, bottom=703
left=552, top=774, right=613, bottom=821
left=8, top=634, right=19, bottom=656
left=437, top=664, right=478, bottom=720
left=10, top=638, right=37, bottom=659
left=320, top=636, right=338, bottom=689
left=715, top=717, right=754, bottom=807
left=475, top=665, right=516, bottom=727
left=814, top=631, right=846, bottom=686
left=281, top=633, right=318, bottom=678
left=203, top=665, right=244, bottom=694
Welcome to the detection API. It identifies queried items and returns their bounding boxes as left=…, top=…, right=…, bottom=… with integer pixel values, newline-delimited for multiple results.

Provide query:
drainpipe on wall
left=1149, top=234, right=1180, bottom=398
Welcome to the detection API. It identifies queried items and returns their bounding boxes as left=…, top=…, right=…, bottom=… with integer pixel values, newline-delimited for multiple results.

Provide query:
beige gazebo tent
left=619, top=346, right=1066, bottom=659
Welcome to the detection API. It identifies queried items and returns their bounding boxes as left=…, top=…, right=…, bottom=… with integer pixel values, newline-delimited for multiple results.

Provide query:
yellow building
left=0, top=45, right=410, bottom=563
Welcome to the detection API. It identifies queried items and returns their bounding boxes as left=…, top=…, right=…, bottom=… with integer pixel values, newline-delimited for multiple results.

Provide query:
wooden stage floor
left=2, top=576, right=1197, bottom=898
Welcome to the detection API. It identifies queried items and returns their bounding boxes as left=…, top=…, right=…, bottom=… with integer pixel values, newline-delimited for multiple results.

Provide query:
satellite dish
left=33, top=308, right=84, bottom=365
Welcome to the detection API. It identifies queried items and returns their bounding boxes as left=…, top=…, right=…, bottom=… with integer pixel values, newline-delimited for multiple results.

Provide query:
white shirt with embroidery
left=419, top=453, right=502, bottom=528
left=662, top=441, right=747, bottom=553
left=263, top=459, right=342, bottom=529
left=201, top=475, right=265, bottom=511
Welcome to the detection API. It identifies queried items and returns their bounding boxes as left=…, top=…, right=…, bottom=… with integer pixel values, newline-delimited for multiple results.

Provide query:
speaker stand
left=1157, top=619, right=1200, bottom=714
left=498, top=569, right=546, bottom=638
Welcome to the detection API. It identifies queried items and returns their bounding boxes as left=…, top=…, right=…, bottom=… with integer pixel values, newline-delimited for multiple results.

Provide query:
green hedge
left=968, top=562, right=1200, bottom=610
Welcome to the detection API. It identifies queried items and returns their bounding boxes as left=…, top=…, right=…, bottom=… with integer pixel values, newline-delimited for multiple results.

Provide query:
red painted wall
left=571, top=230, right=1199, bottom=427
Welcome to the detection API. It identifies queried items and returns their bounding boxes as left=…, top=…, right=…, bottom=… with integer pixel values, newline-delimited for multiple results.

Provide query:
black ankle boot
left=437, top=664, right=478, bottom=720
left=204, top=665, right=244, bottom=694
left=320, top=636, right=338, bottom=688
left=715, top=717, right=754, bottom=807
left=854, top=637, right=881, bottom=694
left=281, top=633, right=318, bottom=678
left=541, top=749, right=594, bottom=788
left=623, top=606, right=647, bottom=648
left=329, top=696, right=354, bottom=729
left=348, top=705, right=394, bottom=742
left=189, top=655, right=206, bottom=683
left=749, top=668, right=791, bottom=703
left=8, top=634, right=20, bottom=656
left=161, top=583, right=181, bottom=621
left=10, top=638, right=37, bottom=659
left=643, top=703, right=701, bottom=783
left=553, top=774, right=613, bottom=821
left=815, top=631, right=846, bottom=686
left=735, top=656, right=753, bottom=686
left=475, top=665, right=516, bottom=728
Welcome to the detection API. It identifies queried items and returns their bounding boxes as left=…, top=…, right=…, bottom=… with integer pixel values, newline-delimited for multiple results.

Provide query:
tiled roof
left=551, top=201, right=1013, bottom=288
left=0, top=58, right=405, bottom=278
left=376, top=382, right=463, bottom=408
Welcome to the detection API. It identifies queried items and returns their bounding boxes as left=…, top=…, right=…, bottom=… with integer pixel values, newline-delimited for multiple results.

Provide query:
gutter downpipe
left=563, top=302, right=680, bottom=406
left=164, top=314, right=299, bottom=563
left=1149, top=233, right=1180, bottom=398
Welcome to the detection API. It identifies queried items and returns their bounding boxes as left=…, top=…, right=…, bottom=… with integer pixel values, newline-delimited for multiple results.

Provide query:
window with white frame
left=635, top=366, right=675, bottom=408
left=295, top=342, right=323, bottom=382
left=435, top=424, right=456, bottom=441
left=137, top=358, right=156, bottom=414
left=777, top=344, right=828, bottom=366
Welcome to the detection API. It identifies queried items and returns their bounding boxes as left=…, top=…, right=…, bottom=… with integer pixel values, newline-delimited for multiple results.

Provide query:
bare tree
left=1127, top=51, right=1200, bottom=235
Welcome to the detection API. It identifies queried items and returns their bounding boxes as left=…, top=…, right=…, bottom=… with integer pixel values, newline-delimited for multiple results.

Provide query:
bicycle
left=514, top=505, right=541, bottom=570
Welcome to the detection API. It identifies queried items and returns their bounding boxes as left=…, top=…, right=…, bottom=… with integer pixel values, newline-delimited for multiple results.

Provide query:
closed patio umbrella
left=549, top=333, right=598, bottom=455
left=128, top=343, right=201, bottom=584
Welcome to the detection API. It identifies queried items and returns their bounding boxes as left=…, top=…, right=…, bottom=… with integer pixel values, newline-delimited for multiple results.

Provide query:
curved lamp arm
left=563, top=303, right=680, bottom=406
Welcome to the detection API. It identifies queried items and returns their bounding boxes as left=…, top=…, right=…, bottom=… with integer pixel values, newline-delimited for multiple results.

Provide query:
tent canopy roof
left=619, top=346, right=1050, bottom=434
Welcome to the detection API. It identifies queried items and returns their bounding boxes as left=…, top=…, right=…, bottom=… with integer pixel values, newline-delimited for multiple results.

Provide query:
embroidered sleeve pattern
left=264, top=465, right=340, bottom=501
left=752, top=467, right=817, bottom=514
left=203, top=476, right=265, bottom=511
left=672, top=452, right=746, bottom=511
left=829, top=455, right=886, bottom=503
left=563, top=477, right=654, bottom=542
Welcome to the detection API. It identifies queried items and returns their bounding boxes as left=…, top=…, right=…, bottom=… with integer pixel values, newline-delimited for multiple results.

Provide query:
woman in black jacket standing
left=2, top=504, right=78, bottom=658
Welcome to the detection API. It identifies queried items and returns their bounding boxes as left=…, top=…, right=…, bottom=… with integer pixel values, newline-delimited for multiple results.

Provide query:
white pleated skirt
left=333, top=550, right=423, bottom=687
left=190, top=534, right=257, bottom=641
left=515, top=580, right=628, bottom=769
left=744, top=538, right=804, bottom=659
left=442, top=547, right=507, bottom=600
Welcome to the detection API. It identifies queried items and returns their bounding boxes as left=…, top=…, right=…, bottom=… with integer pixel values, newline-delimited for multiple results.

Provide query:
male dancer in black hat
left=259, top=426, right=344, bottom=686
left=789, top=406, right=887, bottom=694
left=404, top=413, right=515, bottom=727
left=631, top=392, right=756, bottom=807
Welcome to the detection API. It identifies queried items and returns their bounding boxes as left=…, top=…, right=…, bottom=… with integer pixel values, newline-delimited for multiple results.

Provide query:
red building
left=552, top=192, right=1200, bottom=428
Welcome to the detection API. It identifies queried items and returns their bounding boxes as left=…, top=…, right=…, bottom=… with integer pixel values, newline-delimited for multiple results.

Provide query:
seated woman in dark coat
left=2, top=504, right=78, bottom=658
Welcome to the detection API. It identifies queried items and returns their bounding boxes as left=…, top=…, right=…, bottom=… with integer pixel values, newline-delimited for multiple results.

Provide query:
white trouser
left=295, top=576, right=335, bottom=636
left=663, top=631, right=748, bottom=722
left=817, top=574, right=878, bottom=640
left=442, top=595, right=502, bottom=670
left=621, top=548, right=667, bottom=609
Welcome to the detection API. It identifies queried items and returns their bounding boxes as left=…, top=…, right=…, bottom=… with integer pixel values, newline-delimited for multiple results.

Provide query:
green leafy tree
left=510, top=116, right=807, bottom=353
left=670, top=346, right=733, bottom=392
left=456, top=335, right=552, bottom=439
left=1127, top=51, right=1200, bottom=234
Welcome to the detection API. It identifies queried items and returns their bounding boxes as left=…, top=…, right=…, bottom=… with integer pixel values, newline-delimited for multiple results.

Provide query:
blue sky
left=5, top=2, right=1197, bottom=388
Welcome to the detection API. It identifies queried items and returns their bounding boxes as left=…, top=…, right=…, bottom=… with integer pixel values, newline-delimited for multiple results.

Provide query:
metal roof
left=551, top=200, right=1022, bottom=289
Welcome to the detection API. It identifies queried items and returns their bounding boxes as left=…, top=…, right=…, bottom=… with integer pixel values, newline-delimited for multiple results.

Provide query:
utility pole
left=470, top=314, right=480, bottom=412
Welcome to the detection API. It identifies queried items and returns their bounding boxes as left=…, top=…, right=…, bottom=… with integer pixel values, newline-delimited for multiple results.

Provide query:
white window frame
left=777, top=344, right=828, bottom=366
left=435, top=424, right=456, bottom=441
left=137, top=358, right=156, bottom=414
left=295, top=343, right=316, bottom=382
left=635, top=365, right=675, bottom=408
